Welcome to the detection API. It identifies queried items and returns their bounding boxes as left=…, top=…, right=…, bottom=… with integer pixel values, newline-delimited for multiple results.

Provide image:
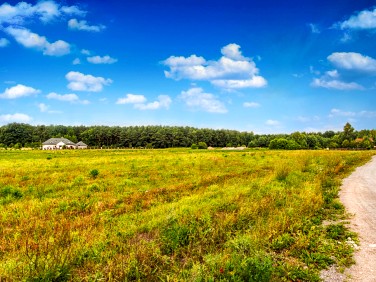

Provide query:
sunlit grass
left=0, top=149, right=374, bottom=281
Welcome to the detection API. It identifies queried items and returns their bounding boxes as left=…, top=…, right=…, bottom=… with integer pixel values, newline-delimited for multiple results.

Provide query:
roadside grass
left=0, top=149, right=374, bottom=281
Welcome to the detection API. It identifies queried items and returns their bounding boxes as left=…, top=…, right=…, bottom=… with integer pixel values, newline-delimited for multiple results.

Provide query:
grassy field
left=0, top=149, right=374, bottom=281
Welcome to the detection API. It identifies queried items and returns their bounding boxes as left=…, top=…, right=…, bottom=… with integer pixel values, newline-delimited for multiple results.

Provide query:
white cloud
left=340, top=32, right=352, bottom=43
left=243, top=102, right=260, bottom=108
left=329, top=108, right=376, bottom=119
left=5, top=26, right=70, bottom=56
left=179, top=87, right=227, bottom=113
left=72, top=58, right=81, bottom=65
left=211, top=76, right=267, bottom=89
left=87, top=55, right=118, bottom=64
left=327, top=52, right=376, bottom=73
left=339, top=8, right=376, bottom=30
left=163, top=43, right=267, bottom=89
left=116, top=94, right=147, bottom=104
left=0, top=38, right=9, bottom=47
left=117, top=94, right=171, bottom=110
left=47, top=92, right=89, bottom=104
left=308, top=23, right=320, bottom=34
left=221, top=43, right=246, bottom=60
left=134, top=95, right=172, bottom=110
left=326, top=69, right=339, bottom=78
left=68, top=19, right=105, bottom=32
left=311, top=78, right=364, bottom=90
left=310, top=52, right=376, bottom=90
left=38, top=103, right=49, bottom=112
left=66, top=71, right=112, bottom=92
left=0, top=1, right=86, bottom=25
left=359, top=110, right=376, bottom=118
left=81, top=49, right=91, bottom=55
left=60, top=5, right=86, bottom=17
left=0, top=113, right=32, bottom=123
left=265, top=119, right=280, bottom=126
left=0, top=84, right=40, bottom=99
left=329, top=108, right=356, bottom=118
left=309, top=66, right=320, bottom=75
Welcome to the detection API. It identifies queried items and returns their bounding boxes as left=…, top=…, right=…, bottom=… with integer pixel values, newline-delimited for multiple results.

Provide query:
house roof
left=76, top=141, right=87, bottom=146
left=42, top=138, right=76, bottom=146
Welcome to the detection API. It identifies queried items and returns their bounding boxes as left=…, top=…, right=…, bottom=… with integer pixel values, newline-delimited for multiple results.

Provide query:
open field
left=0, top=149, right=375, bottom=281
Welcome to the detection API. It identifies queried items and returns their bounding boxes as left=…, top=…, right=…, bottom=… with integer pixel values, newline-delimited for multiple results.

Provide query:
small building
left=42, top=138, right=77, bottom=150
left=76, top=141, right=88, bottom=149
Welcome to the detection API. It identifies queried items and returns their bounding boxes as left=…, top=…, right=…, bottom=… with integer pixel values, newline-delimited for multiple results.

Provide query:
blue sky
left=0, top=0, right=376, bottom=133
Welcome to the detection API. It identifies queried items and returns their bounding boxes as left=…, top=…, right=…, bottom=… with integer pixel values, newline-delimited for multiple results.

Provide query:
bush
left=198, top=142, right=208, bottom=149
left=191, top=143, right=198, bottom=149
left=89, top=169, right=99, bottom=178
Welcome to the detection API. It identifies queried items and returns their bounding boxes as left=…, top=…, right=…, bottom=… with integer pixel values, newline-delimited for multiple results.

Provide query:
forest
left=0, top=122, right=374, bottom=150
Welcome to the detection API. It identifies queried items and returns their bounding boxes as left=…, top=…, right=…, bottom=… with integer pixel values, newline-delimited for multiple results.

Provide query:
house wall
left=77, top=145, right=88, bottom=149
left=43, top=145, right=56, bottom=150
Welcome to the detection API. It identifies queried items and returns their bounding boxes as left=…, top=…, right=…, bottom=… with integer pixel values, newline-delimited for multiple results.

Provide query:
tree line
left=0, top=122, right=374, bottom=150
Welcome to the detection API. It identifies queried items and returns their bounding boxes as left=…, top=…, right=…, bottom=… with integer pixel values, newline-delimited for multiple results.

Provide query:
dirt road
left=340, top=155, right=376, bottom=282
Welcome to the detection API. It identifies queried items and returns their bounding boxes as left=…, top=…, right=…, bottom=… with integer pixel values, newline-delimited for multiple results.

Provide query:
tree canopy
left=0, top=123, right=374, bottom=150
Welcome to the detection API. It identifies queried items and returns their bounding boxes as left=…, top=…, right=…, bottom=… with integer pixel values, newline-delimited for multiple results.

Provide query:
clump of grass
left=89, top=169, right=99, bottom=178
left=0, top=185, right=23, bottom=204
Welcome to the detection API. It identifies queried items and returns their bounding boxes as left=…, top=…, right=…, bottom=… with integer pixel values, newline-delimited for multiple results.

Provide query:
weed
left=89, top=169, right=99, bottom=178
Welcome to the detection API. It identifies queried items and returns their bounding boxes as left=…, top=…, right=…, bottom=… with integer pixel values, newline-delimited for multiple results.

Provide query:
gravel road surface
left=340, top=155, right=376, bottom=282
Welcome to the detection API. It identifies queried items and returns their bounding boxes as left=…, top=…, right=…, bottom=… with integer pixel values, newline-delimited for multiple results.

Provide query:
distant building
left=76, top=141, right=88, bottom=149
left=42, top=138, right=87, bottom=150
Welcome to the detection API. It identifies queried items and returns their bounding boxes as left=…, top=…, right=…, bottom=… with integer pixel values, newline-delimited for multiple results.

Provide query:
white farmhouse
left=42, top=138, right=82, bottom=150
left=76, top=141, right=88, bottom=149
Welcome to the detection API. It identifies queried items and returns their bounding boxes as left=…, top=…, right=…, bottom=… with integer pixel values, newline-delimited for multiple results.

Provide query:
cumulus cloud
left=5, top=26, right=70, bottom=56
left=0, top=38, right=9, bottom=47
left=66, top=71, right=112, bottom=92
left=47, top=92, right=89, bottom=104
left=72, top=58, right=81, bottom=65
left=38, top=103, right=49, bottom=112
left=81, top=49, right=91, bottom=55
left=163, top=43, right=267, bottom=89
left=87, top=55, right=118, bottom=64
left=311, top=78, right=363, bottom=90
left=243, top=102, right=260, bottom=108
left=179, top=87, right=227, bottom=113
left=0, top=113, right=32, bottom=123
left=310, top=52, right=376, bottom=90
left=116, top=94, right=147, bottom=104
left=68, top=19, right=106, bottom=32
left=338, top=7, right=376, bottom=30
left=329, top=108, right=356, bottom=118
left=117, top=94, right=171, bottom=110
left=327, top=52, right=376, bottom=73
left=0, top=1, right=86, bottom=25
left=134, top=95, right=172, bottom=110
left=0, top=84, right=40, bottom=99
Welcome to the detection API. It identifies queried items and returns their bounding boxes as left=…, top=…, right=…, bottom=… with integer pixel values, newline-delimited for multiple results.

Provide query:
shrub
left=198, top=142, right=208, bottom=149
left=191, top=143, right=198, bottom=149
left=89, top=169, right=99, bottom=178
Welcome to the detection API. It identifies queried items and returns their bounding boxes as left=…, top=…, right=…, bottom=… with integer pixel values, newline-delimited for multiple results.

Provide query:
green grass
left=0, top=149, right=374, bottom=281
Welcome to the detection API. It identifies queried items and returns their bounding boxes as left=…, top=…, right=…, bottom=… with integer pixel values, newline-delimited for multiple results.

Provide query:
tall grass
left=0, top=149, right=374, bottom=281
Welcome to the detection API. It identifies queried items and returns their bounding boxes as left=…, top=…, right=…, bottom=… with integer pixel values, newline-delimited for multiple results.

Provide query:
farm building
left=76, top=141, right=88, bottom=149
left=42, top=138, right=87, bottom=150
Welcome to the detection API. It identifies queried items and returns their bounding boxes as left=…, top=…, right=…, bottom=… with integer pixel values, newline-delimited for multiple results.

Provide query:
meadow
left=0, top=149, right=374, bottom=281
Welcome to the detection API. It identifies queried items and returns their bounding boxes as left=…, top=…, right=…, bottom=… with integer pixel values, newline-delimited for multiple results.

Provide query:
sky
left=0, top=0, right=376, bottom=133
